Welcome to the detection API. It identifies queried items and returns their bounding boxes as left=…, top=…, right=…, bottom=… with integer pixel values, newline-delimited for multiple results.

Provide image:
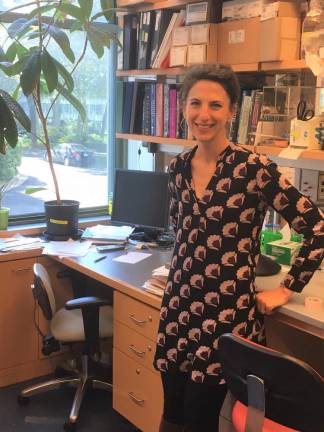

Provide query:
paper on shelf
left=113, top=251, right=151, bottom=264
left=42, top=240, right=92, bottom=257
left=278, top=147, right=303, bottom=159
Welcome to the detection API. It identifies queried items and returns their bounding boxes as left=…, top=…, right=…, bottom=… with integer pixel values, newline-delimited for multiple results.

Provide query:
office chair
left=17, top=263, right=113, bottom=431
left=218, top=333, right=324, bottom=432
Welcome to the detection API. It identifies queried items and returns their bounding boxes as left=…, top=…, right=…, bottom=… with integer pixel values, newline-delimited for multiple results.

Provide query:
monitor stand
left=129, top=226, right=160, bottom=243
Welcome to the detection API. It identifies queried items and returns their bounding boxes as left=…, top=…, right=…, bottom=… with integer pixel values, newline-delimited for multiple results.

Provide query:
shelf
left=260, top=59, right=308, bottom=71
left=116, top=60, right=309, bottom=77
left=116, top=134, right=324, bottom=162
left=116, top=133, right=195, bottom=147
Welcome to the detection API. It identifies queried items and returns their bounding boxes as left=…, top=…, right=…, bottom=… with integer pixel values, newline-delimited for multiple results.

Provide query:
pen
left=94, top=255, right=107, bottom=263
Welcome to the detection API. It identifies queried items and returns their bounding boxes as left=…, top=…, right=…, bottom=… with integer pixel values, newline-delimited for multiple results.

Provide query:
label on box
left=228, top=29, right=245, bottom=44
left=266, top=239, right=301, bottom=265
left=186, top=2, right=208, bottom=25
left=170, top=46, right=187, bottom=67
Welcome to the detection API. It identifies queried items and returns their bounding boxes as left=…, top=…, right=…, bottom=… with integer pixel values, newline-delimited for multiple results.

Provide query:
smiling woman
left=0, top=0, right=114, bottom=222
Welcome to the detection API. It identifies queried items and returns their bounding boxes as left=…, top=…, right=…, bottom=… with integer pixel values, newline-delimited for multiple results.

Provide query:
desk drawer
left=113, top=348, right=163, bottom=432
left=114, top=320, right=157, bottom=373
left=114, top=291, right=160, bottom=342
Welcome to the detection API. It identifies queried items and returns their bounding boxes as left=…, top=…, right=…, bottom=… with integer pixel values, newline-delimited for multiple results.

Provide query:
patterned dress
left=154, top=143, right=324, bottom=386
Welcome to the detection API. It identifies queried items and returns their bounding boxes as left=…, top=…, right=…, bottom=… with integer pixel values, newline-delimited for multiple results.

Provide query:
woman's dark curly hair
left=179, top=64, right=240, bottom=109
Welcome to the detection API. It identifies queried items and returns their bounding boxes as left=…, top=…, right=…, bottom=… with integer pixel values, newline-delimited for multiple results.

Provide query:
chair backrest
left=218, top=333, right=324, bottom=432
left=32, top=263, right=56, bottom=320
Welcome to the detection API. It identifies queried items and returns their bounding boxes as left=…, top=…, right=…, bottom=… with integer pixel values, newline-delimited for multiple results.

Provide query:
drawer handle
left=12, top=267, right=32, bottom=274
left=128, top=344, right=145, bottom=357
left=129, top=314, right=146, bottom=325
left=128, top=392, right=145, bottom=406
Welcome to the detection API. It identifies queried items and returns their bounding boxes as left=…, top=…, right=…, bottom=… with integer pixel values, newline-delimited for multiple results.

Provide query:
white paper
left=113, top=251, right=151, bottom=264
left=152, top=265, right=170, bottom=277
left=279, top=147, right=303, bottom=160
left=42, top=239, right=92, bottom=257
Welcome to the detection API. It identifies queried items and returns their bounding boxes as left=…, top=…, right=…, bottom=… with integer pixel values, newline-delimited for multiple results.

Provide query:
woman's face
left=183, top=80, right=234, bottom=145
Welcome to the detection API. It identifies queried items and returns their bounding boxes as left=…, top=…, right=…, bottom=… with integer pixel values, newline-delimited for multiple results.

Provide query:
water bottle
left=301, top=0, right=324, bottom=77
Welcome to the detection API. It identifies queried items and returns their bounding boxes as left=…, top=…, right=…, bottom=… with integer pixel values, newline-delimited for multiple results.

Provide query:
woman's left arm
left=254, top=155, right=324, bottom=314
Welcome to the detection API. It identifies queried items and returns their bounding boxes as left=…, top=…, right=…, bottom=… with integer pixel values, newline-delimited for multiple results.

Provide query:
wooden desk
left=55, top=248, right=324, bottom=431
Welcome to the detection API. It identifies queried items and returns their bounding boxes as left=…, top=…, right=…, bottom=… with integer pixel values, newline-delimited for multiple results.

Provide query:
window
left=0, top=1, right=114, bottom=221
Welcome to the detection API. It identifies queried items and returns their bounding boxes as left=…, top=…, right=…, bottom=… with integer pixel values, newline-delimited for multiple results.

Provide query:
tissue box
left=266, top=239, right=301, bottom=265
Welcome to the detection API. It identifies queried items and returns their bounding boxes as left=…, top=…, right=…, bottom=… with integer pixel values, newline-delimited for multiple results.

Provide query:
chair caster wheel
left=64, top=421, right=77, bottom=431
left=17, top=395, right=30, bottom=406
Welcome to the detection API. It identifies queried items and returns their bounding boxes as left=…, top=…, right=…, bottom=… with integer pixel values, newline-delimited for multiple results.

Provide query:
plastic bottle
left=301, top=0, right=324, bottom=77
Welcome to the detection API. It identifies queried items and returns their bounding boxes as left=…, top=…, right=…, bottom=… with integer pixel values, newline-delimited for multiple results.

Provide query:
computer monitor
left=111, top=169, right=170, bottom=240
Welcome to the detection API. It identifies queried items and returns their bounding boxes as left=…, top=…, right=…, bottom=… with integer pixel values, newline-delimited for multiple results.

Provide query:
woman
left=153, top=64, right=324, bottom=432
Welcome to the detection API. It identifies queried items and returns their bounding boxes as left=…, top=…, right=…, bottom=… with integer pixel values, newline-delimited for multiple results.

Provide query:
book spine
left=156, top=83, right=164, bottom=137
left=168, top=86, right=177, bottom=138
left=163, top=83, right=169, bottom=137
left=150, top=83, right=156, bottom=136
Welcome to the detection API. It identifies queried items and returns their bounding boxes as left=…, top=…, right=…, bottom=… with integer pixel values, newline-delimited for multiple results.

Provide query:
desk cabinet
left=113, top=291, right=163, bottom=432
left=0, top=254, right=73, bottom=387
left=0, top=257, right=37, bottom=385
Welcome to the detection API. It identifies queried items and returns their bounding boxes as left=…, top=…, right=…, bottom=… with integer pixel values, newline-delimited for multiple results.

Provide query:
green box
left=265, top=239, right=301, bottom=265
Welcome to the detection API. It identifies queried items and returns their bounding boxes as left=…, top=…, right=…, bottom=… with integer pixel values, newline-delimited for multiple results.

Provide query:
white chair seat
left=51, top=305, right=113, bottom=342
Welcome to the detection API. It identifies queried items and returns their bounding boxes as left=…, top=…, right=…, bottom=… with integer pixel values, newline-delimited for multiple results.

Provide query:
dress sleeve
left=255, top=155, right=324, bottom=293
left=168, top=158, right=179, bottom=234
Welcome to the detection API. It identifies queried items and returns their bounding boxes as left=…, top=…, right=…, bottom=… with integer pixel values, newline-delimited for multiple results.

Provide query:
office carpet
left=0, top=376, right=137, bottom=432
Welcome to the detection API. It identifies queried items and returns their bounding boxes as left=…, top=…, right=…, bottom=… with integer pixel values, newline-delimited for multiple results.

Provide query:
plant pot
left=0, top=207, right=9, bottom=230
left=44, top=200, right=79, bottom=240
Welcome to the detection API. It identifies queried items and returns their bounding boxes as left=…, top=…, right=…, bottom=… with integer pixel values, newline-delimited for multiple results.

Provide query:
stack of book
left=143, top=264, right=169, bottom=297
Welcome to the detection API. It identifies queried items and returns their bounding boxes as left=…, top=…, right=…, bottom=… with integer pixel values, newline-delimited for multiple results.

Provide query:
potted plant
left=0, top=0, right=119, bottom=239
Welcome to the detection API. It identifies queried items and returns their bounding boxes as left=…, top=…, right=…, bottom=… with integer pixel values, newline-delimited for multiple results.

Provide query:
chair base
left=18, top=355, right=112, bottom=428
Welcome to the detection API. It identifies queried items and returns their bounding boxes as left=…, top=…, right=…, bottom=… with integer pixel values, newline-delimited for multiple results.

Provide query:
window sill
left=0, top=215, right=111, bottom=238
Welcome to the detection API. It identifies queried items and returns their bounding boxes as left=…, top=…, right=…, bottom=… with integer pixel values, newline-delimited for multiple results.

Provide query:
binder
left=123, top=14, right=139, bottom=70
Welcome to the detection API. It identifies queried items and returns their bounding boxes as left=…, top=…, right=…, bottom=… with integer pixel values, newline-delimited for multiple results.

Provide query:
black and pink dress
left=154, top=143, right=324, bottom=385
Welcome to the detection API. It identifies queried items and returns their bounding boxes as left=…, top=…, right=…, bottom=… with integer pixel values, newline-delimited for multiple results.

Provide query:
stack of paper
left=42, top=240, right=92, bottom=257
left=143, top=265, right=169, bottom=297
left=81, top=225, right=133, bottom=244
left=0, top=235, right=45, bottom=252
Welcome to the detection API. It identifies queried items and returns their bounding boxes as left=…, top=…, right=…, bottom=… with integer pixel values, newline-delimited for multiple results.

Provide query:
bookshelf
left=116, top=1, right=323, bottom=166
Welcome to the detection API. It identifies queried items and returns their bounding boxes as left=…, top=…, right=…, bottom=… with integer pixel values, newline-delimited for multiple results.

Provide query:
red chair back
left=218, top=333, right=324, bottom=432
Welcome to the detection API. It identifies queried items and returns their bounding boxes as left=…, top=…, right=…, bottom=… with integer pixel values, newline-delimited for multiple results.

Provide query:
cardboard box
left=190, top=23, right=218, bottom=45
left=289, top=116, right=324, bottom=150
left=172, top=26, right=190, bottom=46
left=261, top=1, right=300, bottom=21
left=218, top=18, right=261, bottom=64
left=187, top=44, right=218, bottom=65
left=266, top=239, right=301, bottom=265
left=222, top=0, right=263, bottom=21
left=259, top=17, right=301, bottom=62
left=170, top=46, right=187, bottom=67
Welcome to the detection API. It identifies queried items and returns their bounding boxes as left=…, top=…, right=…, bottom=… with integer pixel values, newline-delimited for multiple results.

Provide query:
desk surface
left=55, top=247, right=324, bottom=340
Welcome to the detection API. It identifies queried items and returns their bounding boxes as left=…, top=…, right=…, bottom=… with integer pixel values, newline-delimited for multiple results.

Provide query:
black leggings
left=161, top=372, right=227, bottom=432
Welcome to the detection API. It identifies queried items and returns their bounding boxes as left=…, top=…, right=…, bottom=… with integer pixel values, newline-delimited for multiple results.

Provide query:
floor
left=0, top=376, right=136, bottom=432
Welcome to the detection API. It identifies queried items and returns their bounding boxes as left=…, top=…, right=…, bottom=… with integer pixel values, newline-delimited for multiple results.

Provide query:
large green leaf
left=20, top=51, right=41, bottom=96
left=0, top=96, right=18, bottom=148
left=58, top=3, right=85, bottom=22
left=53, top=59, right=74, bottom=92
left=3, top=55, right=29, bottom=77
left=7, top=17, right=37, bottom=39
left=0, top=47, right=5, bottom=61
left=57, top=83, right=87, bottom=123
left=0, top=90, right=31, bottom=132
left=87, top=29, right=105, bottom=58
left=41, top=49, right=58, bottom=93
left=45, top=24, right=75, bottom=63
left=78, top=0, right=93, bottom=20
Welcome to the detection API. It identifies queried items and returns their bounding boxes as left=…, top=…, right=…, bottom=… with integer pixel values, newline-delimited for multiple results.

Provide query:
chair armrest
left=65, top=296, right=110, bottom=310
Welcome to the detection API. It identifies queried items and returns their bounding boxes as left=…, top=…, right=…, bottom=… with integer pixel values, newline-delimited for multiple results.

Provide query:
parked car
left=45, top=143, right=94, bottom=167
